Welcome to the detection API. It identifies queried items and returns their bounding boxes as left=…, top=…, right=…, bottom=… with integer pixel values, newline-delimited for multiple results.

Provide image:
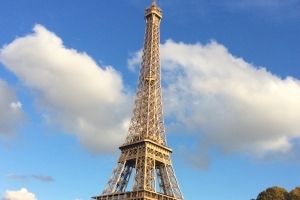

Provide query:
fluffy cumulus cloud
left=0, top=79, right=25, bottom=138
left=130, top=40, right=300, bottom=169
left=0, top=24, right=132, bottom=153
left=1, top=188, right=37, bottom=200
left=2, top=24, right=300, bottom=169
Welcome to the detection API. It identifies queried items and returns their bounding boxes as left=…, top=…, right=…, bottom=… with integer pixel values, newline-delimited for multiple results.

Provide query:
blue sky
left=0, top=0, right=300, bottom=200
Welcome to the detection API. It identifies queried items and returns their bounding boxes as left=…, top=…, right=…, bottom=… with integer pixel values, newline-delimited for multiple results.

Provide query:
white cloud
left=2, top=24, right=300, bottom=169
left=130, top=40, right=300, bottom=168
left=1, top=188, right=37, bottom=200
left=0, top=24, right=132, bottom=153
left=0, top=79, right=26, bottom=138
left=10, top=101, right=22, bottom=109
left=127, top=50, right=142, bottom=72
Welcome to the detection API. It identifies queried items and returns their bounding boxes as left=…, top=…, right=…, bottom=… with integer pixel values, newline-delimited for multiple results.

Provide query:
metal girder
left=95, top=1, right=184, bottom=200
left=124, top=0, right=166, bottom=147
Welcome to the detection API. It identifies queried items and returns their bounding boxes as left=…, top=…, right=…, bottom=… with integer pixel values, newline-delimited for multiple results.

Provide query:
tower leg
left=102, top=151, right=129, bottom=195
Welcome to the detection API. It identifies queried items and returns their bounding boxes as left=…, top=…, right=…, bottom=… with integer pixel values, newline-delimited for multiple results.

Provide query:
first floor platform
left=92, top=190, right=177, bottom=200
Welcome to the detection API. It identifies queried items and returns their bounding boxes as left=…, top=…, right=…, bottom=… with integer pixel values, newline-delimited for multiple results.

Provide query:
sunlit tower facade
left=92, top=1, right=184, bottom=199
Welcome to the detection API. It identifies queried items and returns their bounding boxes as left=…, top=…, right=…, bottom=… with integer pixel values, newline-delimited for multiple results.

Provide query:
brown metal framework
left=92, top=1, right=184, bottom=200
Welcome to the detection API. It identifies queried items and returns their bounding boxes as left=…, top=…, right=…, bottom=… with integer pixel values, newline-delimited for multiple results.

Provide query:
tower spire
left=92, top=1, right=184, bottom=200
left=124, top=0, right=164, bottom=147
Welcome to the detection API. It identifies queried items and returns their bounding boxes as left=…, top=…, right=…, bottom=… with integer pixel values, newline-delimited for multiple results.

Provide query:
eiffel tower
left=92, top=1, right=184, bottom=200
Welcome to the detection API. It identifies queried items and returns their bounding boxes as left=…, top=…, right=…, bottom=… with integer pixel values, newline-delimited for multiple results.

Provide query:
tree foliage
left=254, top=186, right=300, bottom=200
left=289, top=187, right=300, bottom=200
left=256, top=186, right=288, bottom=200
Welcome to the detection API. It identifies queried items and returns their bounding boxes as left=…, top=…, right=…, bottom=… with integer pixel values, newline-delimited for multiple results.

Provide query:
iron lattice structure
left=92, top=1, right=184, bottom=200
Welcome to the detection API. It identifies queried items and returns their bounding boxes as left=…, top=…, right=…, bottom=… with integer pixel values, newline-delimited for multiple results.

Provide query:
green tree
left=289, top=187, right=300, bottom=200
left=256, top=186, right=288, bottom=200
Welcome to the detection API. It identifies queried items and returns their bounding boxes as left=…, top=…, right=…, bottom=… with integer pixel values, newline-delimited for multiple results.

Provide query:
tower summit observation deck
left=92, top=1, right=184, bottom=199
